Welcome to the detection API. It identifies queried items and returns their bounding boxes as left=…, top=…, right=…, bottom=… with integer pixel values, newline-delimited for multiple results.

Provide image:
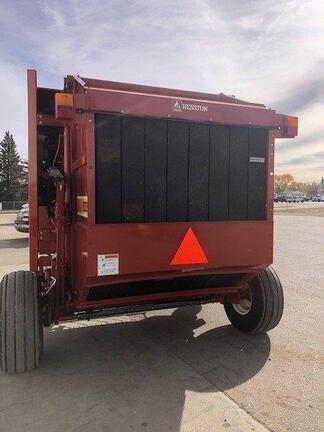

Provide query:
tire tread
left=224, top=266, right=284, bottom=334
left=252, top=266, right=284, bottom=334
left=0, top=271, right=42, bottom=374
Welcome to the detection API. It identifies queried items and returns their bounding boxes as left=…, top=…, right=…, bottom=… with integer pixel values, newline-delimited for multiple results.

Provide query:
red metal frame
left=27, top=70, right=38, bottom=271
left=27, top=70, right=298, bottom=324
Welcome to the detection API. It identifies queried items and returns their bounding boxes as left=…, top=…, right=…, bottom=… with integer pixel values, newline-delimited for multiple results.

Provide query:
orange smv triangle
left=170, top=228, right=208, bottom=265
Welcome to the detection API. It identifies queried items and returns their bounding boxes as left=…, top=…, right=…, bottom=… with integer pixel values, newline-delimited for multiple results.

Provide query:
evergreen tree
left=0, top=131, right=24, bottom=201
left=17, top=159, right=29, bottom=201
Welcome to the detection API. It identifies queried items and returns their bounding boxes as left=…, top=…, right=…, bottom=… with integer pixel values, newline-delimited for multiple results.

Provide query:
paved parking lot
left=0, top=208, right=323, bottom=432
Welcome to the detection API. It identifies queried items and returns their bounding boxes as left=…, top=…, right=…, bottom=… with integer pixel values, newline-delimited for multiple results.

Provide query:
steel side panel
left=266, top=130, right=275, bottom=220
left=27, top=70, right=38, bottom=271
left=76, top=76, right=265, bottom=108
left=84, top=221, right=273, bottom=279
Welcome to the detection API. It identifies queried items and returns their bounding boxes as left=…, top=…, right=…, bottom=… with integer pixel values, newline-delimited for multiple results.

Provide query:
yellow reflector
left=284, top=115, right=298, bottom=127
left=55, top=93, right=73, bottom=107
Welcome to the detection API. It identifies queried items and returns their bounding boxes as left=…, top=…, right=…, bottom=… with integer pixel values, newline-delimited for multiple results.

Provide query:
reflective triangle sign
left=170, top=228, right=208, bottom=265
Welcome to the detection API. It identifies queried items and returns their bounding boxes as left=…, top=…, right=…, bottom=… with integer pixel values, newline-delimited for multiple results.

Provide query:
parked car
left=14, top=204, right=29, bottom=232
left=312, top=195, right=324, bottom=202
left=285, top=194, right=305, bottom=203
left=274, top=194, right=286, bottom=203
left=292, top=195, right=304, bottom=203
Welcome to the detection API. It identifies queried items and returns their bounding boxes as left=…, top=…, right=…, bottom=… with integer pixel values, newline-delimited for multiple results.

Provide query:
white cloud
left=0, top=0, right=323, bottom=180
left=0, top=62, right=27, bottom=158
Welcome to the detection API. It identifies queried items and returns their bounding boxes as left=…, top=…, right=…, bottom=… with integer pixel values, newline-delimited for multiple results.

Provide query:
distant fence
left=0, top=201, right=27, bottom=211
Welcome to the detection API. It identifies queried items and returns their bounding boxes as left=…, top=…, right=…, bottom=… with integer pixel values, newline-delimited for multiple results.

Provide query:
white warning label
left=97, top=254, right=119, bottom=276
left=249, top=156, right=265, bottom=163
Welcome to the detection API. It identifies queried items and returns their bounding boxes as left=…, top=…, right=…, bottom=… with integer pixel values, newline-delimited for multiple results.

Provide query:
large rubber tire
left=0, top=271, right=43, bottom=374
left=224, top=266, right=284, bottom=334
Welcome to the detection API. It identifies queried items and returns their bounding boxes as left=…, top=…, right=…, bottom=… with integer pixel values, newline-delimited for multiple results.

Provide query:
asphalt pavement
left=0, top=207, right=323, bottom=432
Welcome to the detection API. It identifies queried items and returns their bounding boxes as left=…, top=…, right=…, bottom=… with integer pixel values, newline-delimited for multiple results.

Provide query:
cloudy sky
left=0, top=0, right=323, bottom=181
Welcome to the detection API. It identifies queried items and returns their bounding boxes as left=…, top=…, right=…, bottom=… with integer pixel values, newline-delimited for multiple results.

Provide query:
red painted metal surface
left=27, top=70, right=298, bottom=323
left=86, top=221, right=273, bottom=277
left=68, top=76, right=297, bottom=136
left=68, top=76, right=265, bottom=108
left=27, top=70, right=38, bottom=271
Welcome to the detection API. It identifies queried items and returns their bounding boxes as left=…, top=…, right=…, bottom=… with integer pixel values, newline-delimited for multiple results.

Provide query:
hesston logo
left=172, top=99, right=182, bottom=112
left=172, top=99, right=208, bottom=113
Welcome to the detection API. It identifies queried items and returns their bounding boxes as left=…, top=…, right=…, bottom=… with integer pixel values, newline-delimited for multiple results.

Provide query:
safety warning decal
left=77, top=195, right=88, bottom=218
left=97, top=254, right=119, bottom=276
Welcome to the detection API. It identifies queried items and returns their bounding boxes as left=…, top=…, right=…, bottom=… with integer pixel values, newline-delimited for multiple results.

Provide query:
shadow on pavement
left=0, top=238, right=28, bottom=249
left=0, top=306, right=270, bottom=432
left=136, top=306, right=271, bottom=392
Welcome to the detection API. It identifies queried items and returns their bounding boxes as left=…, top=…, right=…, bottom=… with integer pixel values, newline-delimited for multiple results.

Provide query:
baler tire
left=224, top=266, right=284, bottom=334
left=0, top=271, right=43, bottom=374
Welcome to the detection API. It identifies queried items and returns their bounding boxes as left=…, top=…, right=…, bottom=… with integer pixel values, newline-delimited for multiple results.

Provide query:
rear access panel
left=95, top=114, right=268, bottom=224
left=86, top=220, right=273, bottom=279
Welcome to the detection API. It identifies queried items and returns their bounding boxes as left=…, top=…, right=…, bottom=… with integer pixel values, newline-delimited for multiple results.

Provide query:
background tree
left=274, top=173, right=294, bottom=193
left=274, top=173, right=320, bottom=197
left=0, top=131, right=25, bottom=201
left=302, top=181, right=320, bottom=197
left=17, top=159, right=28, bottom=201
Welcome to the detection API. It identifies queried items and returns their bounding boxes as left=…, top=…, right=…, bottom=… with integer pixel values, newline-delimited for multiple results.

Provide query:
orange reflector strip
left=284, top=115, right=298, bottom=127
left=55, top=92, right=73, bottom=107
left=170, top=228, right=208, bottom=265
